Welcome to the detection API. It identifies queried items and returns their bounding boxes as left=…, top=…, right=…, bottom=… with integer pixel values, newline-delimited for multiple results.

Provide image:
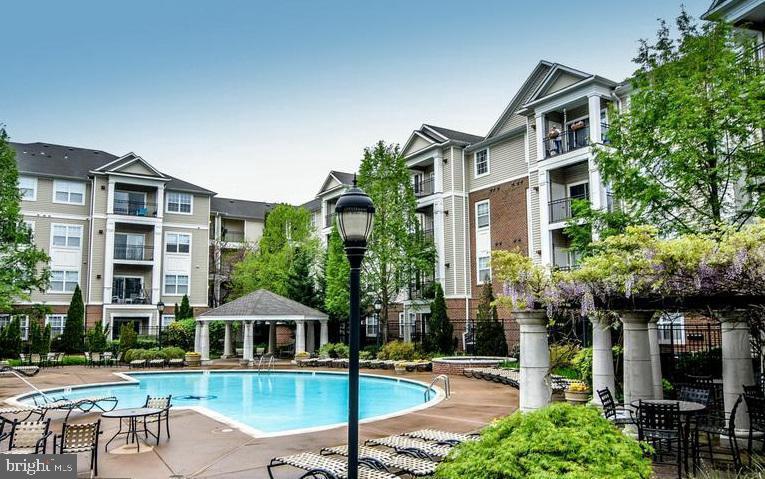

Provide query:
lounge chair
left=168, top=358, right=184, bottom=368
left=142, top=395, right=172, bottom=444
left=29, top=353, right=43, bottom=367
left=321, top=444, right=438, bottom=477
left=267, top=451, right=398, bottom=479
left=0, top=405, right=42, bottom=424
left=54, top=420, right=101, bottom=476
left=365, top=435, right=453, bottom=461
left=130, top=359, right=147, bottom=369
left=33, top=395, right=118, bottom=421
left=89, top=352, right=102, bottom=367
left=0, top=418, right=51, bottom=454
left=403, top=429, right=480, bottom=445
left=149, top=358, right=166, bottom=368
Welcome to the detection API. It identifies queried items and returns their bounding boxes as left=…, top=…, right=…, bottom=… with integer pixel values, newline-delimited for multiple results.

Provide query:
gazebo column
left=194, top=321, right=202, bottom=353
left=622, top=311, right=655, bottom=406
left=222, top=322, right=233, bottom=359
left=320, top=320, right=329, bottom=347
left=295, top=320, right=306, bottom=354
left=199, top=320, right=210, bottom=361
left=306, top=322, right=316, bottom=354
left=720, top=309, right=754, bottom=435
left=515, top=310, right=551, bottom=412
left=243, top=320, right=254, bottom=363
left=268, top=321, right=277, bottom=354
left=648, top=315, right=664, bottom=399
left=590, top=315, right=615, bottom=406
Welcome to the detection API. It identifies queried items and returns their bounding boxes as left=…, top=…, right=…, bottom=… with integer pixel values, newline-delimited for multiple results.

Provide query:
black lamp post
left=335, top=179, right=374, bottom=479
left=157, top=301, right=165, bottom=347
left=373, top=298, right=383, bottom=348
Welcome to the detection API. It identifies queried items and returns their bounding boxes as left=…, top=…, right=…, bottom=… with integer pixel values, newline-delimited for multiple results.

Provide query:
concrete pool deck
left=0, top=362, right=519, bottom=478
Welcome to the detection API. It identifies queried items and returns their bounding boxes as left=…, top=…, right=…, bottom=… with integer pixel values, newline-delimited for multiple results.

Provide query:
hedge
left=123, top=347, right=185, bottom=363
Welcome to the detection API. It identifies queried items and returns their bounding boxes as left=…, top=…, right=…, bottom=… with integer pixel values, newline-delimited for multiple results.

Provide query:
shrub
left=135, top=337, right=159, bottom=350
left=164, top=318, right=195, bottom=351
left=498, top=359, right=518, bottom=369
left=435, top=403, right=651, bottom=479
left=359, top=350, right=374, bottom=360
left=474, top=283, right=508, bottom=357
left=61, top=285, right=85, bottom=353
left=0, top=317, right=22, bottom=359
left=572, top=347, right=593, bottom=385
left=319, top=342, right=349, bottom=359
left=85, top=323, right=109, bottom=353
left=377, top=340, right=416, bottom=361
left=119, top=323, right=137, bottom=353
left=425, top=284, right=455, bottom=355
left=549, top=342, right=580, bottom=371
left=124, top=347, right=184, bottom=362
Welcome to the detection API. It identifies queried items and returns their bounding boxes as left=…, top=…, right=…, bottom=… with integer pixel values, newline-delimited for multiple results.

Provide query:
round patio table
left=103, top=407, right=162, bottom=453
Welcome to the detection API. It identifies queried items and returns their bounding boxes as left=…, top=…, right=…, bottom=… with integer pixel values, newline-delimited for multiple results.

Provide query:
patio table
left=102, top=407, right=162, bottom=453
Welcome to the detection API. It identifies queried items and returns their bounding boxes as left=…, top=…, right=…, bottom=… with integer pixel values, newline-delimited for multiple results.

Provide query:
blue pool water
left=23, top=371, right=435, bottom=434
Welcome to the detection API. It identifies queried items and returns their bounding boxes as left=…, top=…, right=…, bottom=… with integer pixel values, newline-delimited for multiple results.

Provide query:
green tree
left=61, top=284, right=85, bottom=353
left=286, top=246, right=319, bottom=307
left=573, top=11, right=765, bottom=248
left=86, top=322, right=109, bottom=352
left=230, top=204, right=318, bottom=298
left=358, top=141, right=436, bottom=342
left=474, top=283, right=508, bottom=357
left=324, top=225, right=350, bottom=321
left=41, top=324, right=51, bottom=355
left=0, top=128, right=50, bottom=310
left=119, top=323, right=137, bottom=353
left=426, top=284, right=454, bottom=355
left=176, top=294, right=193, bottom=319
left=29, top=319, right=45, bottom=355
left=0, top=317, right=22, bottom=359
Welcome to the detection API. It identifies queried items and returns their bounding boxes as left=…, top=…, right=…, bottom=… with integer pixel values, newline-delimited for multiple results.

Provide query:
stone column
left=199, top=321, right=210, bottom=361
left=306, top=322, right=316, bottom=354
left=720, top=310, right=754, bottom=435
left=268, top=321, right=277, bottom=354
left=648, top=316, right=664, bottom=399
left=242, top=321, right=254, bottom=363
left=222, top=322, right=233, bottom=359
left=515, top=310, right=551, bottom=412
left=590, top=315, right=616, bottom=406
left=622, top=311, right=655, bottom=406
left=295, top=320, right=306, bottom=355
left=194, top=321, right=202, bottom=353
left=320, top=320, right=329, bottom=348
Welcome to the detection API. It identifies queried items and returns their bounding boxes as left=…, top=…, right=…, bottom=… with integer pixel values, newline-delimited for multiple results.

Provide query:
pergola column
left=243, top=320, right=254, bottom=363
left=222, top=322, right=233, bottom=359
left=720, top=309, right=754, bottom=435
left=199, top=320, right=210, bottom=361
left=648, top=315, right=664, bottom=399
left=515, top=310, right=551, bottom=412
left=622, top=311, right=655, bottom=406
left=590, top=315, right=615, bottom=406
left=194, top=321, right=202, bottom=353
left=320, top=320, right=329, bottom=347
left=295, top=320, right=306, bottom=354
left=306, top=321, right=316, bottom=354
left=268, top=321, right=277, bottom=354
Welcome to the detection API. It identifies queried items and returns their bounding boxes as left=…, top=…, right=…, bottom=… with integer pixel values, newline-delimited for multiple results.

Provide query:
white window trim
left=161, top=314, right=176, bottom=328
left=365, top=315, right=378, bottom=338
left=48, top=269, right=80, bottom=293
left=163, top=274, right=190, bottom=296
left=45, top=314, right=67, bottom=337
left=475, top=200, right=490, bottom=230
left=52, top=179, right=86, bottom=205
left=567, top=179, right=590, bottom=198
left=474, top=148, right=490, bottom=179
left=165, top=191, right=194, bottom=215
left=19, top=176, right=37, bottom=201
left=165, top=232, right=192, bottom=254
left=50, top=223, right=83, bottom=250
left=477, top=255, right=492, bottom=285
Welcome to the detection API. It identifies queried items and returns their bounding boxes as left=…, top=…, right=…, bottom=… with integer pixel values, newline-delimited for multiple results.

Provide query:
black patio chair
left=693, top=394, right=743, bottom=471
left=54, top=420, right=101, bottom=476
left=637, top=400, right=684, bottom=479
left=597, top=388, right=635, bottom=426
left=678, top=386, right=711, bottom=406
left=744, top=394, right=765, bottom=466
left=143, top=395, right=172, bottom=444
left=687, top=374, right=714, bottom=385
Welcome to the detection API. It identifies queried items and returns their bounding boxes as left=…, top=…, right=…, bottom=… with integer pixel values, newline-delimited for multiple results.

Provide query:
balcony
left=114, top=244, right=153, bottom=262
left=549, top=194, right=589, bottom=223
left=551, top=245, right=580, bottom=272
left=408, top=280, right=436, bottom=300
left=111, top=291, right=152, bottom=305
left=113, top=200, right=158, bottom=217
left=221, top=231, right=245, bottom=243
left=413, top=177, right=435, bottom=198
left=544, top=123, right=610, bottom=159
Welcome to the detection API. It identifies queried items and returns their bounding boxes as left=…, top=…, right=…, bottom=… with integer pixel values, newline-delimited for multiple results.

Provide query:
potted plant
left=564, top=381, right=591, bottom=405
left=185, top=351, right=201, bottom=367
left=570, top=120, right=585, bottom=131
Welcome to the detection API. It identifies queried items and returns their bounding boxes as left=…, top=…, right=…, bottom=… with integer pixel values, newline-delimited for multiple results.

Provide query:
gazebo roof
left=198, top=289, right=329, bottom=321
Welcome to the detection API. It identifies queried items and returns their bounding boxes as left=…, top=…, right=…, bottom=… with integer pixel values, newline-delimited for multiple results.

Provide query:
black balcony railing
left=552, top=245, right=579, bottom=271
left=549, top=194, right=589, bottom=223
left=413, top=177, right=435, bottom=197
left=114, top=244, right=153, bottom=261
left=111, top=290, right=152, bottom=305
left=545, top=125, right=590, bottom=158
left=113, top=200, right=158, bottom=217
left=325, top=212, right=336, bottom=228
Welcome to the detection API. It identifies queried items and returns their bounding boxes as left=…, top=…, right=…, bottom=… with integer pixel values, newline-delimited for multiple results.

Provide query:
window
left=52, top=225, right=82, bottom=248
left=112, top=277, right=144, bottom=303
left=478, top=256, right=491, bottom=284
left=19, top=176, right=37, bottom=201
left=161, top=315, right=175, bottom=328
left=476, top=201, right=490, bottom=229
left=398, top=312, right=416, bottom=339
left=164, top=274, right=189, bottom=295
left=0, top=315, right=29, bottom=340
left=45, top=314, right=66, bottom=337
left=166, top=192, right=192, bottom=214
left=657, top=312, right=686, bottom=345
left=166, top=233, right=191, bottom=253
left=115, top=233, right=146, bottom=260
left=475, top=149, right=489, bottom=177
left=53, top=180, right=85, bottom=205
left=366, top=315, right=378, bottom=337
left=49, top=270, right=79, bottom=293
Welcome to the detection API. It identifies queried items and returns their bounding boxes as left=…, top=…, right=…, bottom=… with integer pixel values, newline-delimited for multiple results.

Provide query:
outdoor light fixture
left=157, top=301, right=165, bottom=347
left=373, top=298, right=383, bottom=349
left=335, top=177, right=374, bottom=479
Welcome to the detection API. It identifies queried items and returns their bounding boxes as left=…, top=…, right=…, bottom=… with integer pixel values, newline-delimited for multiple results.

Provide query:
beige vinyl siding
left=25, top=177, right=91, bottom=216
left=160, top=227, right=209, bottom=306
left=164, top=193, right=211, bottom=226
left=543, top=72, right=584, bottom=96
left=442, top=196, right=455, bottom=296
left=528, top=172, right=542, bottom=264
left=469, top=135, right=527, bottom=190
left=244, top=219, right=264, bottom=243
left=120, top=162, right=158, bottom=176
left=527, top=119, right=539, bottom=171
left=450, top=198, right=467, bottom=296
left=441, top=147, right=452, bottom=191
left=450, top=147, right=465, bottom=193
left=403, top=136, right=433, bottom=157
left=89, top=217, right=107, bottom=301
left=93, top=177, right=108, bottom=215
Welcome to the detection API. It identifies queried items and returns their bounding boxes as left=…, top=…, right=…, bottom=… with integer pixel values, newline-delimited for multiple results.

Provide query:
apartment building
left=10, top=142, right=214, bottom=339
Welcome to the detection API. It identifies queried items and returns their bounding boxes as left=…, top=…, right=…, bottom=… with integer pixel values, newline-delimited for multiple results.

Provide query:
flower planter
left=565, top=390, right=591, bottom=405
left=185, top=352, right=201, bottom=367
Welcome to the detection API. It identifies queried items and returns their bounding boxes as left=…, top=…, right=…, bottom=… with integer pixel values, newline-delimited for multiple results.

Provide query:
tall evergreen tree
left=62, top=284, right=85, bottom=353
left=0, top=317, right=22, bottom=359
left=426, top=284, right=454, bottom=355
left=474, top=283, right=508, bottom=357
left=29, top=319, right=44, bottom=354
left=176, top=294, right=193, bottom=319
left=0, top=128, right=50, bottom=310
left=286, top=246, right=319, bottom=307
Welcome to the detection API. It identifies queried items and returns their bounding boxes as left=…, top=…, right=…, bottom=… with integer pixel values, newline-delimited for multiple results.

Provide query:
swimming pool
left=17, top=371, right=439, bottom=437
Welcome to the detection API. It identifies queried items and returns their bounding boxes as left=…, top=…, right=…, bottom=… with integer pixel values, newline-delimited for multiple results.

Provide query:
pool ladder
left=256, top=354, right=275, bottom=373
left=425, top=374, right=450, bottom=401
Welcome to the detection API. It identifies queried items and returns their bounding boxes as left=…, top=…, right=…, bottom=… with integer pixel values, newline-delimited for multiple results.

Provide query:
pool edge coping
left=5, top=369, right=446, bottom=439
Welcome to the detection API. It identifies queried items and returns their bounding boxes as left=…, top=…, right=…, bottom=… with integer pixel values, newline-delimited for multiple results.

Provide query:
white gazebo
left=196, top=289, right=330, bottom=362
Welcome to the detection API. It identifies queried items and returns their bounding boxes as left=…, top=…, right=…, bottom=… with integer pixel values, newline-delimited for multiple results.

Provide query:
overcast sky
left=1, top=0, right=710, bottom=205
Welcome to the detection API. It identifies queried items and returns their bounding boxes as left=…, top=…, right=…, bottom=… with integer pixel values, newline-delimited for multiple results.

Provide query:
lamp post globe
left=334, top=179, right=374, bottom=479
